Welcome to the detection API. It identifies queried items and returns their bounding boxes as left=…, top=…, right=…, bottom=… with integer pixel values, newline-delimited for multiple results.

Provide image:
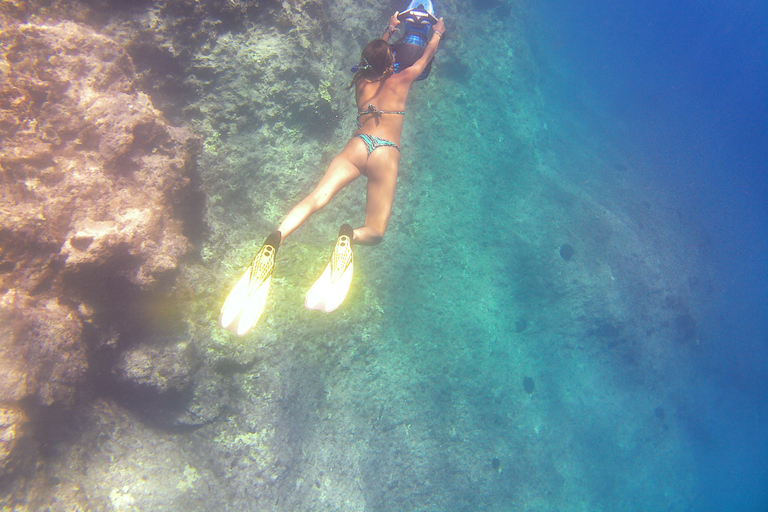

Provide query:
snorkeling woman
left=220, top=12, right=447, bottom=335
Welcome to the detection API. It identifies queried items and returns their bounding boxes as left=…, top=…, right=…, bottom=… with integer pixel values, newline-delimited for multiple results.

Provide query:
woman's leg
left=353, top=148, right=400, bottom=245
left=277, top=149, right=363, bottom=242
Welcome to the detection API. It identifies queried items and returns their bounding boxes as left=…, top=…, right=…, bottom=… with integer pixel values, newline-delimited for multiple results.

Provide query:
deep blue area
left=533, top=1, right=768, bottom=510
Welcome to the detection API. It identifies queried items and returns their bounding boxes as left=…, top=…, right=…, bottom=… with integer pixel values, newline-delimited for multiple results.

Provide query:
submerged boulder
left=115, top=340, right=196, bottom=394
left=0, top=290, right=87, bottom=406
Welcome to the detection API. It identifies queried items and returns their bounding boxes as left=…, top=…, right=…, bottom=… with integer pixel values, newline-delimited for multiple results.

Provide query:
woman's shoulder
left=382, top=72, right=413, bottom=95
left=356, top=75, right=408, bottom=105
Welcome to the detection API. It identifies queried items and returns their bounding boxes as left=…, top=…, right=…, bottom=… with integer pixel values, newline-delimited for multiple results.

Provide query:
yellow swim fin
left=219, top=231, right=281, bottom=336
left=305, top=224, right=354, bottom=313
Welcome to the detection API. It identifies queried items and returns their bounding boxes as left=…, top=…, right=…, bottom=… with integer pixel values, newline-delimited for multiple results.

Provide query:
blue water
left=534, top=1, right=768, bottom=509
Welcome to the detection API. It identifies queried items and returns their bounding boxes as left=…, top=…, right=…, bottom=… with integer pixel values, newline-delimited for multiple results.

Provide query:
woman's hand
left=389, top=12, right=401, bottom=29
left=382, top=11, right=401, bottom=41
left=433, top=17, right=446, bottom=37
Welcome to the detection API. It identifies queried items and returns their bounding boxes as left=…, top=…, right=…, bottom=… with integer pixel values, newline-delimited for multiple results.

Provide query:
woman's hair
left=349, top=39, right=395, bottom=88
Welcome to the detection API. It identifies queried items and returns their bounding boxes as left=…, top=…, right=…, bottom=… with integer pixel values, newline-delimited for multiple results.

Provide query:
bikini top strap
left=357, top=104, right=379, bottom=128
left=359, top=104, right=380, bottom=117
left=356, top=104, right=406, bottom=128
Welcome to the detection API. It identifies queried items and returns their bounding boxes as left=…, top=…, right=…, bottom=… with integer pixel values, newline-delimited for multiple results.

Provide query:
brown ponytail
left=349, top=39, right=395, bottom=88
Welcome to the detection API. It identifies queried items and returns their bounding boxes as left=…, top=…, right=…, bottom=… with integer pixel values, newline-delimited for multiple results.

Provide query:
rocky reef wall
left=0, top=13, right=201, bottom=483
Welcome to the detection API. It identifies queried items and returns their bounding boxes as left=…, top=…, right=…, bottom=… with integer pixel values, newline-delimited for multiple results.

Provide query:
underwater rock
left=523, top=376, right=535, bottom=394
left=0, top=405, right=29, bottom=479
left=0, top=289, right=87, bottom=407
left=514, top=318, right=528, bottom=333
left=0, top=20, right=199, bottom=291
left=170, top=366, right=230, bottom=427
left=115, top=341, right=195, bottom=394
left=108, top=340, right=208, bottom=429
left=559, top=243, right=575, bottom=261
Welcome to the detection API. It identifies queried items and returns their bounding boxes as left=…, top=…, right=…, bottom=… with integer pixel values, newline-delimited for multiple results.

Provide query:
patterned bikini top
left=356, top=104, right=405, bottom=128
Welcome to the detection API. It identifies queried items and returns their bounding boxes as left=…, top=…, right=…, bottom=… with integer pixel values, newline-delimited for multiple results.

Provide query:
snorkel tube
left=392, top=0, right=439, bottom=81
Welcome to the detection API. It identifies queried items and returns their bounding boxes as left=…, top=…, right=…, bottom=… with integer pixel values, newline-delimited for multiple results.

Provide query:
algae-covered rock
left=0, top=289, right=87, bottom=407
left=115, top=340, right=195, bottom=394
left=0, top=405, right=29, bottom=479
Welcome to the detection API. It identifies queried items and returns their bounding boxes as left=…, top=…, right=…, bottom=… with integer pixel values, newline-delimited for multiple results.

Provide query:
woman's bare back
left=354, top=74, right=413, bottom=145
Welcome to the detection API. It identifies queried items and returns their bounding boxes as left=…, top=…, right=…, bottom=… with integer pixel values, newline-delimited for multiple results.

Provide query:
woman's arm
left=381, top=12, right=400, bottom=43
left=396, top=17, right=446, bottom=83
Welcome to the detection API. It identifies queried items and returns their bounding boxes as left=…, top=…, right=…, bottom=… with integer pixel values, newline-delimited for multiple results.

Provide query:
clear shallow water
left=534, top=1, right=768, bottom=509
